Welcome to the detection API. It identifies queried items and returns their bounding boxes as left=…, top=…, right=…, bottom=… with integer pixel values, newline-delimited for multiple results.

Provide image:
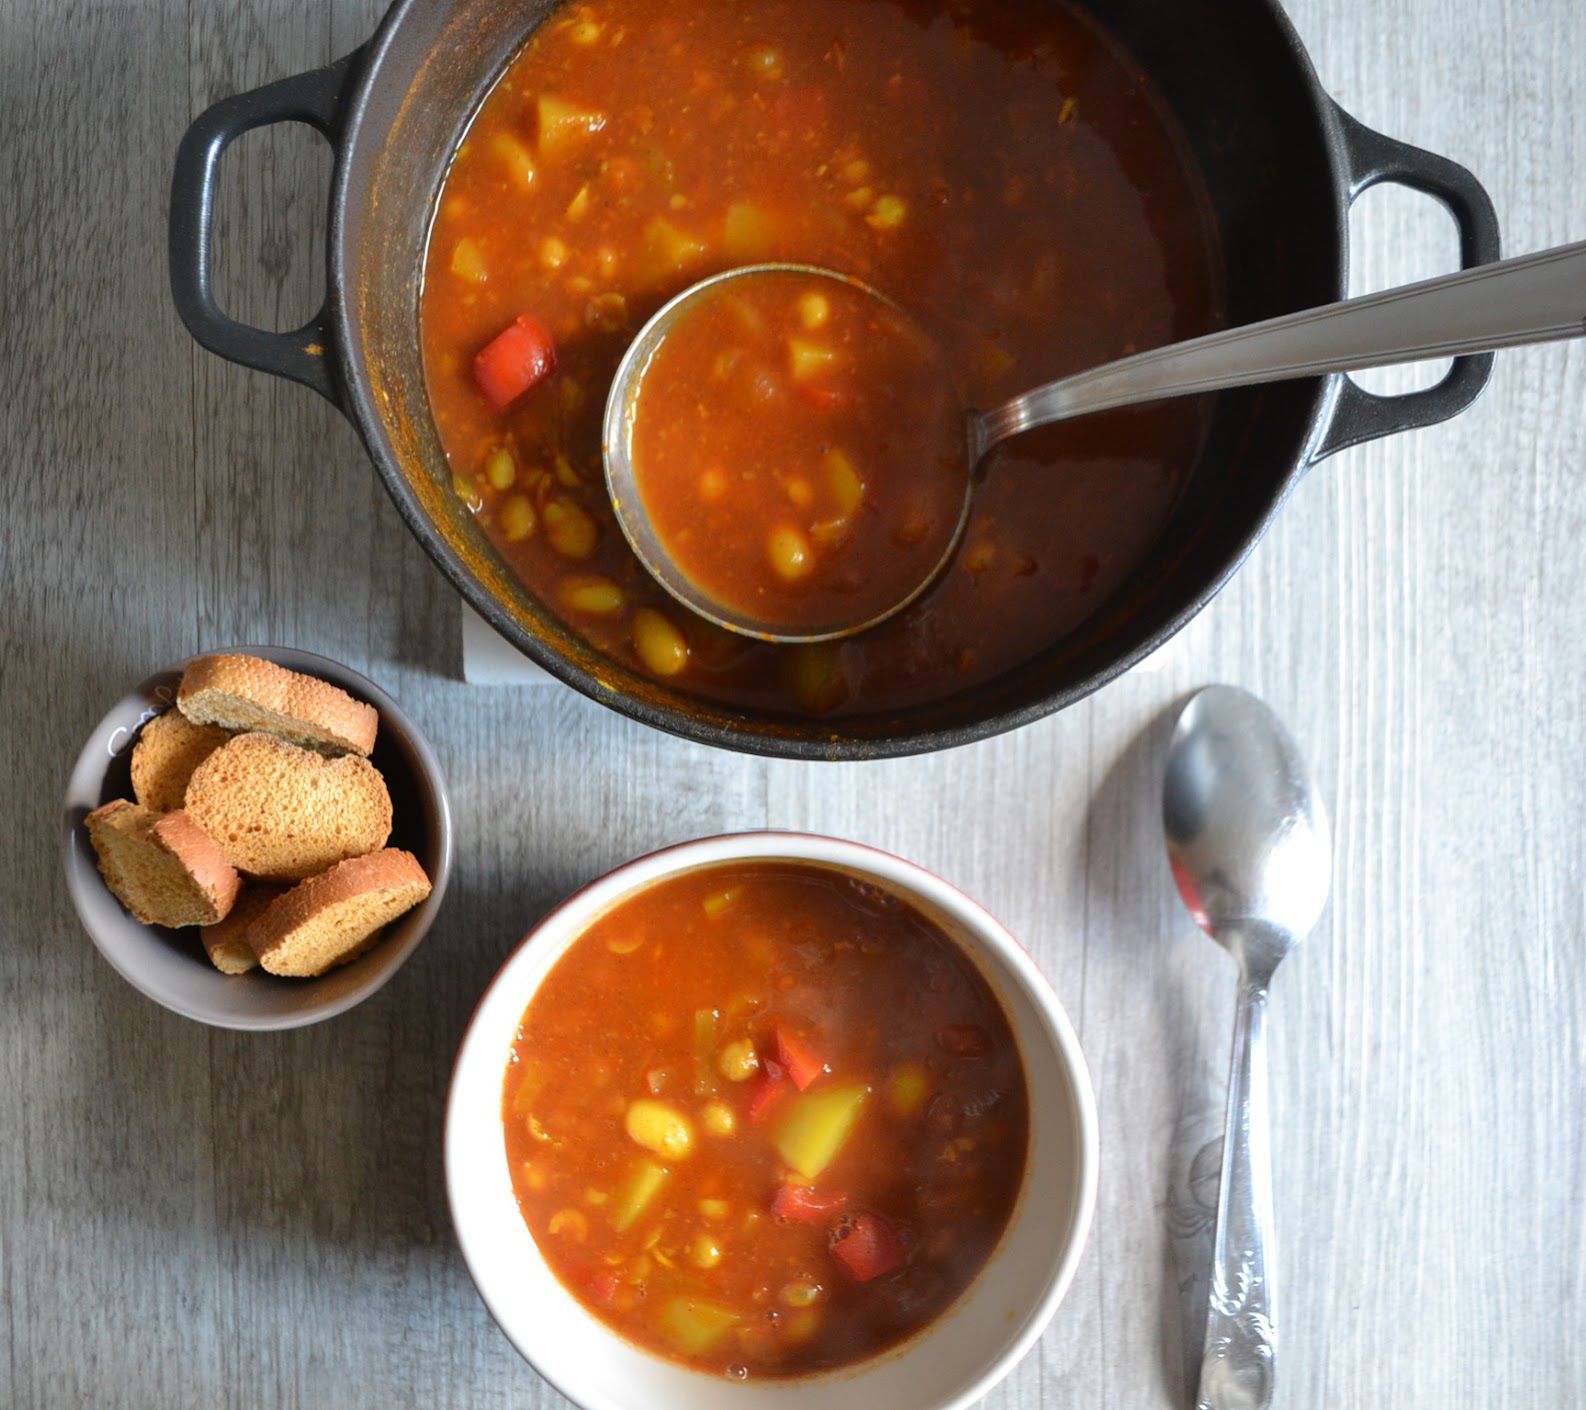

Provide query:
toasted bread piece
left=184, top=732, right=393, bottom=881
left=198, top=885, right=281, bottom=974
left=130, top=709, right=232, bottom=813
left=85, top=800, right=241, bottom=928
left=248, top=849, right=432, bottom=978
left=177, top=653, right=378, bottom=757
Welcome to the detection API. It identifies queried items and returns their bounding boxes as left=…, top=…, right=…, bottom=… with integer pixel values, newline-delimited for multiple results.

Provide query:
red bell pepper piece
left=771, top=1183, right=849, bottom=1224
left=775, top=1025, right=825, bottom=1091
left=583, top=1269, right=620, bottom=1306
left=747, top=1058, right=789, bottom=1124
left=473, top=313, right=557, bottom=409
left=829, top=1212, right=908, bottom=1283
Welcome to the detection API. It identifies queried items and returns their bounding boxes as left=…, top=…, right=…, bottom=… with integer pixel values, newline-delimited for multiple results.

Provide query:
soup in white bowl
left=446, top=832, right=1095, bottom=1410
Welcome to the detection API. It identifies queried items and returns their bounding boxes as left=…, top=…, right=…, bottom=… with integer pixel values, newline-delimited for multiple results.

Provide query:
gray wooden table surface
left=4, top=0, right=1583, bottom=1405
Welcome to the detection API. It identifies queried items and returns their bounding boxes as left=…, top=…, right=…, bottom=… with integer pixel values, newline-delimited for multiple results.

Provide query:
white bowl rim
left=445, top=829, right=1098, bottom=1410
left=60, top=644, right=453, bottom=1031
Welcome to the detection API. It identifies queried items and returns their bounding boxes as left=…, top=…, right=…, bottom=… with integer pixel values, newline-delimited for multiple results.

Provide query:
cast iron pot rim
left=328, top=0, right=1347, bottom=762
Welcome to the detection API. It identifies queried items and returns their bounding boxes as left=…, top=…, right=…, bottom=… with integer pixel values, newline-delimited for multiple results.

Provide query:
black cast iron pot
left=170, top=0, right=1498, bottom=760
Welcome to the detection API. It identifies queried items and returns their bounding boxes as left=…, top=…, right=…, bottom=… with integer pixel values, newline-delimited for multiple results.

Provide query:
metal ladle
left=605, top=242, right=1586, bottom=643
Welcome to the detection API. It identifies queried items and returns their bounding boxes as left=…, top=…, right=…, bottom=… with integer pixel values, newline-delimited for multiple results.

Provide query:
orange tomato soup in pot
left=501, top=861, right=1029, bottom=1378
left=421, top=0, right=1221, bottom=713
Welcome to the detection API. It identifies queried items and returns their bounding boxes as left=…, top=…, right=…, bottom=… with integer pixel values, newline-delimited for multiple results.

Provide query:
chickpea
left=866, top=195, right=907, bottom=230
left=624, top=1099, right=694, bottom=1160
left=797, top=291, right=830, bottom=330
left=631, top=608, right=689, bottom=677
left=689, top=1233, right=724, bottom=1269
left=767, top=525, right=813, bottom=581
left=539, top=236, right=569, bottom=270
left=484, top=446, right=516, bottom=491
left=558, top=575, right=625, bottom=617
left=717, top=1039, right=759, bottom=1083
left=701, top=1100, right=737, bottom=1138
left=499, top=494, right=537, bottom=542
left=544, top=496, right=598, bottom=559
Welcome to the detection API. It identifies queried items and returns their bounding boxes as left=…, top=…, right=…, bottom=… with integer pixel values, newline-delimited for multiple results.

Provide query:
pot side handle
left=1310, top=105, right=1501, bottom=463
left=168, top=53, right=362, bottom=409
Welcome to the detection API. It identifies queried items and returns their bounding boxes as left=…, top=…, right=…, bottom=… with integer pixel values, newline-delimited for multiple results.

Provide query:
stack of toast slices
left=86, top=654, right=433, bottom=979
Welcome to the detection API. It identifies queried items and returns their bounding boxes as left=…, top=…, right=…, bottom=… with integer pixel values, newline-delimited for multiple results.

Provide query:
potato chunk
left=536, top=94, right=607, bottom=158
left=611, top=1158, right=668, bottom=1232
left=661, top=1298, right=741, bottom=1355
left=639, top=217, right=707, bottom=280
left=787, top=338, right=839, bottom=382
left=774, top=1084, right=867, bottom=1179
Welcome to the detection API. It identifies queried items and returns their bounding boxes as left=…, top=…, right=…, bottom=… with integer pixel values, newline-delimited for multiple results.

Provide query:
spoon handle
left=1197, top=981, right=1276, bottom=1410
left=975, top=240, right=1586, bottom=452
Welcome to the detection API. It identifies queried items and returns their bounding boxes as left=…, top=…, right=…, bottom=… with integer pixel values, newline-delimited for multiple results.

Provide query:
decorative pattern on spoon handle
left=1196, top=981, right=1276, bottom=1410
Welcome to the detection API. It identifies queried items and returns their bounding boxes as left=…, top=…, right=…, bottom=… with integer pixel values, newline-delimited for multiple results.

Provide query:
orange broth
left=629, top=270, right=966, bottom=636
left=421, top=0, right=1221, bottom=713
left=502, top=862, right=1029, bottom=1377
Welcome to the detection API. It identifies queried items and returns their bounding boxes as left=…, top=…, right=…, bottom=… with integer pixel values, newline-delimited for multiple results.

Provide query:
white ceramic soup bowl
left=446, top=831, right=1097, bottom=1410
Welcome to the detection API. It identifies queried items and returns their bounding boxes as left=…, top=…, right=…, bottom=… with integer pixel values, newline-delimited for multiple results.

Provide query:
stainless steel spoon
left=1162, top=686, right=1332, bottom=1410
left=605, top=241, right=1586, bottom=643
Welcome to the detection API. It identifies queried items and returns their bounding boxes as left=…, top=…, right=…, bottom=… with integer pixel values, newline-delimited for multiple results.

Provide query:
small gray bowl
left=62, top=645, right=452, bottom=1030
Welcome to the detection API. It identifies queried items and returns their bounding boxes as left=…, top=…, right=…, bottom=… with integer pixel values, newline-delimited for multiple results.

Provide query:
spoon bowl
left=1163, top=684, right=1331, bottom=976
left=1162, top=685, right=1332, bottom=1410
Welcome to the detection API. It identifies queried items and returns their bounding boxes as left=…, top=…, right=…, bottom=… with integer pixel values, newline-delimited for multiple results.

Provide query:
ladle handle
left=973, top=240, right=1586, bottom=454
left=1197, top=981, right=1276, bottom=1410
